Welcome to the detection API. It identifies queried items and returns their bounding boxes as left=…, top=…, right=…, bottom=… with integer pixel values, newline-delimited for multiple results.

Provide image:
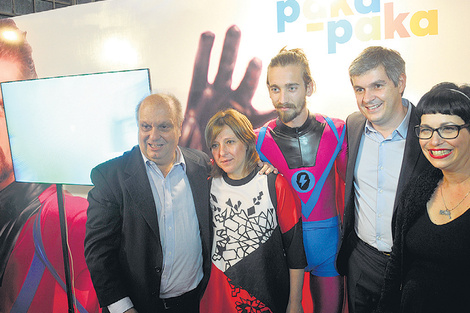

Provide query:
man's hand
left=180, top=25, right=277, bottom=153
left=258, top=161, right=278, bottom=175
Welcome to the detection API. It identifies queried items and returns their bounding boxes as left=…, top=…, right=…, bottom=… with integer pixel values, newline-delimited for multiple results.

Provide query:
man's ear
left=398, top=73, right=406, bottom=94
left=306, top=81, right=314, bottom=97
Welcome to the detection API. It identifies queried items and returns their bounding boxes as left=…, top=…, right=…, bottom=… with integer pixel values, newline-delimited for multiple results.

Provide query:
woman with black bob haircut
left=375, top=82, right=470, bottom=313
left=417, top=82, right=470, bottom=122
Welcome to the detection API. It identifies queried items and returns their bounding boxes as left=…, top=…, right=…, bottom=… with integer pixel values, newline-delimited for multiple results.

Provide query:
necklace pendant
left=439, top=209, right=452, bottom=219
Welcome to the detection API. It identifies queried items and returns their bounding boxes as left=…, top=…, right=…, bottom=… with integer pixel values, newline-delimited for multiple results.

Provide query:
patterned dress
left=200, top=170, right=306, bottom=313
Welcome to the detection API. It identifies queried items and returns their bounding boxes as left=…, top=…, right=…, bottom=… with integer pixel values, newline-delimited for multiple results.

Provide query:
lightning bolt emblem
left=297, top=173, right=309, bottom=190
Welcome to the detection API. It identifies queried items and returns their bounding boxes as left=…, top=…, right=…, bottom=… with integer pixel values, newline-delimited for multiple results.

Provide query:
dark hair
left=0, top=19, right=37, bottom=79
left=205, top=109, right=259, bottom=177
left=417, top=82, right=470, bottom=124
left=349, top=46, right=405, bottom=88
left=267, top=47, right=316, bottom=91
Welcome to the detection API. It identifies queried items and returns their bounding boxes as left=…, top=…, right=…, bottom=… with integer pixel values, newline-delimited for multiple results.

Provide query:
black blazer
left=84, top=146, right=212, bottom=313
left=336, top=105, right=432, bottom=275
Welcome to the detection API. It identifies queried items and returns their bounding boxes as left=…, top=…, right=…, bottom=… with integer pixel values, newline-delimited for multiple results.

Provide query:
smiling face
left=138, top=97, right=181, bottom=176
left=351, top=65, right=407, bottom=136
left=267, top=64, right=313, bottom=128
left=419, top=113, right=470, bottom=174
left=210, top=125, right=248, bottom=180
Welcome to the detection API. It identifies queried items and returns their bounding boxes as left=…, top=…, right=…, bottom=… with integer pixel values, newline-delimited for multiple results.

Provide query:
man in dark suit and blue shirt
left=85, top=93, right=212, bottom=313
left=335, top=47, right=432, bottom=313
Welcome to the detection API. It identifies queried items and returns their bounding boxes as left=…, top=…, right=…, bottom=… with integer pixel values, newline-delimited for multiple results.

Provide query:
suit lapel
left=393, top=106, right=422, bottom=209
left=344, top=112, right=366, bottom=208
left=123, top=147, right=161, bottom=242
left=182, top=149, right=210, bottom=240
left=182, top=148, right=211, bottom=262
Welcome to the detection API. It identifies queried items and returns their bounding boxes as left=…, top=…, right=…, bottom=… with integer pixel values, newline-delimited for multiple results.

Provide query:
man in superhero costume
left=256, top=48, right=347, bottom=313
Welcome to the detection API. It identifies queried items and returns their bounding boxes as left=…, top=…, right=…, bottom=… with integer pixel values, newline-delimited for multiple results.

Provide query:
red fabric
left=0, top=185, right=101, bottom=312
left=274, top=174, right=302, bottom=233
left=301, top=273, right=313, bottom=311
left=300, top=273, right=349, bottom=313
left=200, top=265, right=272, bottom=313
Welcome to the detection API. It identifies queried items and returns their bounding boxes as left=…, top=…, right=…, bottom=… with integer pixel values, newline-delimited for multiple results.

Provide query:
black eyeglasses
left=414, top=123, right=470, bottom=139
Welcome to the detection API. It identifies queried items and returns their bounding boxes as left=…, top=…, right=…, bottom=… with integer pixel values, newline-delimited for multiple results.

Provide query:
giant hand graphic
left=180, top=25, right=277, bottom=152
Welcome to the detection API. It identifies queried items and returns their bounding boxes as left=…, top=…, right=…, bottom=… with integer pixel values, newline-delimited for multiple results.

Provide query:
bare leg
left=310, top=274, right=344, bottom=313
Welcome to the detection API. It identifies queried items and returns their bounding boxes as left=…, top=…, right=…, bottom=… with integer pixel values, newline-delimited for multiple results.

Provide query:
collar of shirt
left=364, top=98, right=412, bottom=141
left=141, top=146, right=186, bottom=175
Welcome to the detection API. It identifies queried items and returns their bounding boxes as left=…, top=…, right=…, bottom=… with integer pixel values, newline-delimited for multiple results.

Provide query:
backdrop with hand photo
left=12, top=0, right=469, bottom=155
left=3, top=0, right=470, bottom=311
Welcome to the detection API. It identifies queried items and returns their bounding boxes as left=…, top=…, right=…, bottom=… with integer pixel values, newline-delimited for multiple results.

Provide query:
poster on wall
left=0, top=0, right=470, bottom=312
left=1, top=0, right=465, bottom=191
left=2, top=0, right=467, bottom=184
left=9, top=0, right=467, bottom=154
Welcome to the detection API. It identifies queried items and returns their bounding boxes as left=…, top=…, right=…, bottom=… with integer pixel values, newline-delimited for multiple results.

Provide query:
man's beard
left=0, top=147, right=13, bottom=184
left=275, top=98, right=307, bottom=124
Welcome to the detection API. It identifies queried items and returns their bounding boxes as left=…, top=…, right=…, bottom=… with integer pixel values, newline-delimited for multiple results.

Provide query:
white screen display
left=2, top=69, right=151, bottom=185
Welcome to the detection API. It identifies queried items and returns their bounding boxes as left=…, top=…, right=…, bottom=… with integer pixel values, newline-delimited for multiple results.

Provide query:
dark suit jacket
left=336, top=105, right=432, bottom=275
left=84, top=146, right=212, bottom=313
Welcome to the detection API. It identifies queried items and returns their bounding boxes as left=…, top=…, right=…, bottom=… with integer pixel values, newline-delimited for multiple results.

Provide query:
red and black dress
left=200, top=170, right=306, bottom=313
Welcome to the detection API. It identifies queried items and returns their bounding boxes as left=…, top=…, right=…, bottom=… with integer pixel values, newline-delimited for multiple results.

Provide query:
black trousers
left=156, top=285, right=200, bottom=313
left=346, top=232, right=390, bottom=313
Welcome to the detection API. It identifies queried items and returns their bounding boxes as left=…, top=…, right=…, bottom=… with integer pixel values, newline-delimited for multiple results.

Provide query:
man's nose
left=278, top=89, right=287, bottom=104
left=363, top=89, right=375, bottom=104
left=149, top=128, right=161, bottom=140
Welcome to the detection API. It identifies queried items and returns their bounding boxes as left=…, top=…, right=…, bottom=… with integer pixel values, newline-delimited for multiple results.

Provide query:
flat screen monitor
left=2, top=68, right=151, bottom=185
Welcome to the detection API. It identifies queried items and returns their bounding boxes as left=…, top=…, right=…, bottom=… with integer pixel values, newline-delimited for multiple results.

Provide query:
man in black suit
left=335, top=47, right=432, bottom=313
left=85, top=93, right=212, bottom=313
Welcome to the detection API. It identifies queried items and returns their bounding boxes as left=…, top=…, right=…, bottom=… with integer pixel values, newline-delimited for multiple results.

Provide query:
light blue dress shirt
left=108, top=148, right=203, bottom=313
left=144, top=148, right=203, bottom=298
left=354, top=99, right=412, bottom=252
